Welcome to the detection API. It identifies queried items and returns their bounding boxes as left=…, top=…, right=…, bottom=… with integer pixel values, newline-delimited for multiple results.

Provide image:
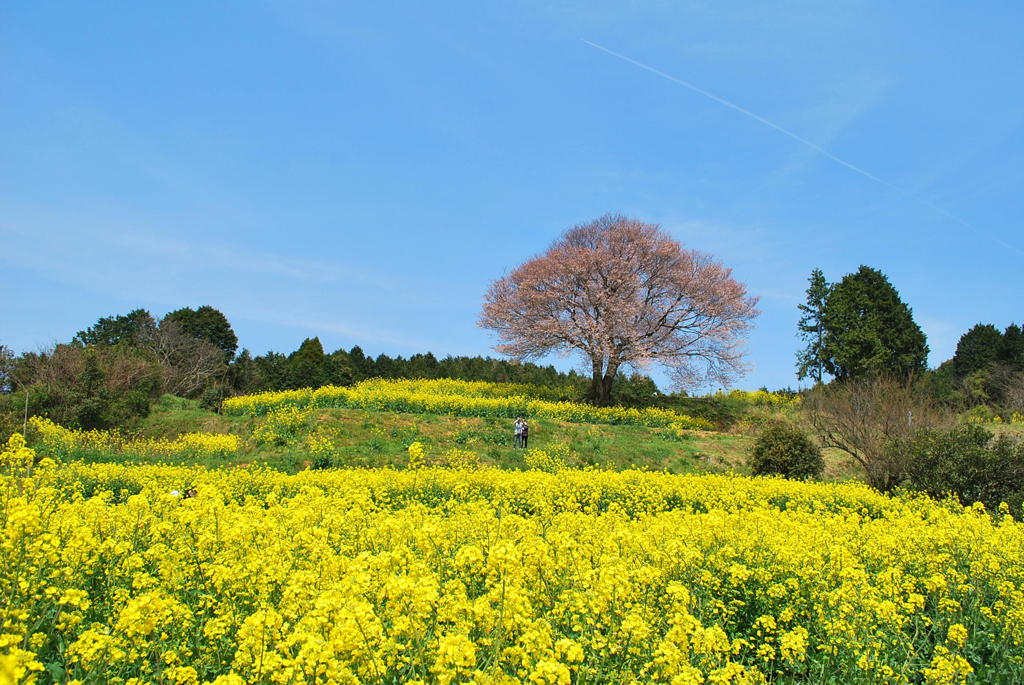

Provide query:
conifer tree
left=348, top=346, right=372, bottom=380
left=795, top=268, right=830, bottom=384
left=952, top=324, right=1004, bottom=377
left=76, top=350, right=108, bottom=429
left=1001, top=323, right=1024, bottom=372
left=287, top=337, right=327, bottom=389
left=820, top=266, right=928, bottom=380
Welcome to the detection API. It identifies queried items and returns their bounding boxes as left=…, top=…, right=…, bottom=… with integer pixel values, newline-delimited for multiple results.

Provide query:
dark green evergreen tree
left=75, top=350, right=107, bottom=429
left=820, top=266, right=929, bottom=380
left=287, top=338, right=327, bottom=389
left=253, top=352, right=290, bottom=391
left=163, top=306, right=238, bottom=359
left=952, top=324, right=1004, bottom=377
left=1001, top=323, right=1024, bottom=372
left=325, top=349, right=356, bottom=386
left=408, top=352, right=439, bottom=378
left=348, top=346, right=373, bottom=380
left=611, top=373, right=662, bottom=407
left=227, top=350, right=261, bottom=394
left=795, top=268, right=831, bottom=383
left=73, top=309, right=156, bottom=347
left=375, top=354, right=396, bottom=378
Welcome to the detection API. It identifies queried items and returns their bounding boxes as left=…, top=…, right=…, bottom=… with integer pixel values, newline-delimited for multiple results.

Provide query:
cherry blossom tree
left=479, top=214, right=759, bottom=404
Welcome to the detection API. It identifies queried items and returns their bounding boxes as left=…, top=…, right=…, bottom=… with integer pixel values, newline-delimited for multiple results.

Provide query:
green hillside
left=27, top=379, right=863, bottom=480
left=135, top=397, right=737, bottom=473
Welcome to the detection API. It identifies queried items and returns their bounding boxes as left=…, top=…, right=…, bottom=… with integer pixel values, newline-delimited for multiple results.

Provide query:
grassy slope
left=138, top=400, right=733, bottom=473
left=133, top=395, right=869, bottom=479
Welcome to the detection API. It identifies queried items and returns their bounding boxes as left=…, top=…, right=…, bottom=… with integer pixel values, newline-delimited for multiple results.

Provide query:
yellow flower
left=946, top=624, right=968, bottom=648
left=923, top=646, right=973, bottom=684
left=0, top=432, right=36, bottom=471
left=4, top=457, right=1024, bottom=683
left=408, top=441, right=426, bottom=469
left=529, top=660, right=571, bottom=685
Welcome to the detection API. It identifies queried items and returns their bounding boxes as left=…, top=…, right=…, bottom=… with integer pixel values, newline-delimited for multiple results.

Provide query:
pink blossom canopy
left=479, top=214, right=759, bottom=391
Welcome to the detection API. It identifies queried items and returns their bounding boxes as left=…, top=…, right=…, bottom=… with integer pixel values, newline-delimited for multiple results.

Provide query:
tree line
left=0, top=306, right=663, bottom=434
left=795, top=265, right=1022, bottom=412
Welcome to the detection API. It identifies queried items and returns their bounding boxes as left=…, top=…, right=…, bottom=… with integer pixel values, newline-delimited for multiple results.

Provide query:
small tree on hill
left=900, top=424, right=1024, bottom=511
left=479, top=214, right=759, bottom=405
left=138, top=319, right=225, bottom=397
left=1000, top=324, right=1024, bottom=372
left=796, top=268, right=830, bottom=384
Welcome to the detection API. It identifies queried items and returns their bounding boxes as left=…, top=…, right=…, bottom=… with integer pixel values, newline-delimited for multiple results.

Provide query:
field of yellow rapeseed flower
left=221, top=378, right=714, bottom=430
left=709, top=390, right=801, bottom=409
left=3, top=451, right=1024, bottom=684
left=28, top=416, right=240, bottom=462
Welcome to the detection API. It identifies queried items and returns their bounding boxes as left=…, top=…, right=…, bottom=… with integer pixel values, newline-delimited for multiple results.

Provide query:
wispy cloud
left=582, top=40, right=1024, bottom=256
left=759, top=72, right=894, bottom=189
left=0, top=209, right=475, bottom=351
left=0, top=210, right=465, bottom=303
left=583, top=40, right=904, bottom=190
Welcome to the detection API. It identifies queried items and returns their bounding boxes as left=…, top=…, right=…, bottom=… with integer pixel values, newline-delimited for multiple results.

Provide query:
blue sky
left=2, top=1, right=1022, bottom=392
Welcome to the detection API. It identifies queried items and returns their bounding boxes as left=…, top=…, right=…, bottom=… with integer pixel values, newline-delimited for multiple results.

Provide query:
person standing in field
left=520, top=419, right=529, bottom=449
left=514, top=417, right=524, bottom=447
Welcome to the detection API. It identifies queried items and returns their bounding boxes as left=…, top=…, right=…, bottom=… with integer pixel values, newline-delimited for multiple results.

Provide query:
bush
left=899, top=424, right=1024, bottom=512
left=964, top=404, right=998, bottom=424
left=749, top=423, right=824, bottom=480
left=310, top=455, right=333, bottom=470
left=804, top=375, right=947, bottom=491
left=200, top=384, right=229, bottom=412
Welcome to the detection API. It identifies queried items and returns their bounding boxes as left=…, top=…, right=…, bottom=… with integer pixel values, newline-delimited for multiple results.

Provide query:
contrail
left=582, top=39, right=900, bottom=192
left=582, top=39, right=1023, bottom=255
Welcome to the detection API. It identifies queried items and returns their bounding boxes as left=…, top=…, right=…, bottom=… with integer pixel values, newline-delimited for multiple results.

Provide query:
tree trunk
left=587, top=359, right=619, bottom=406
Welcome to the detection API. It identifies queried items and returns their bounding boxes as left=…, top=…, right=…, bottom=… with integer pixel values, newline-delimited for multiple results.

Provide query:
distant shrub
left=661, top=396, right=738, bottom=429
left=310, top=455, right=333, bottom=470
left=713, top=389, right=802, bottom=408
left=735, top=407, right=789, bottom=435
left=749, top=423, right=824, bottom=480
left=964, top=404, right=998, bottom=424
left=200, top=385, right=228, bottom=412
left=154, top=394, right=199, bottom=412
left=899, top=424, right=1024, bottom=512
